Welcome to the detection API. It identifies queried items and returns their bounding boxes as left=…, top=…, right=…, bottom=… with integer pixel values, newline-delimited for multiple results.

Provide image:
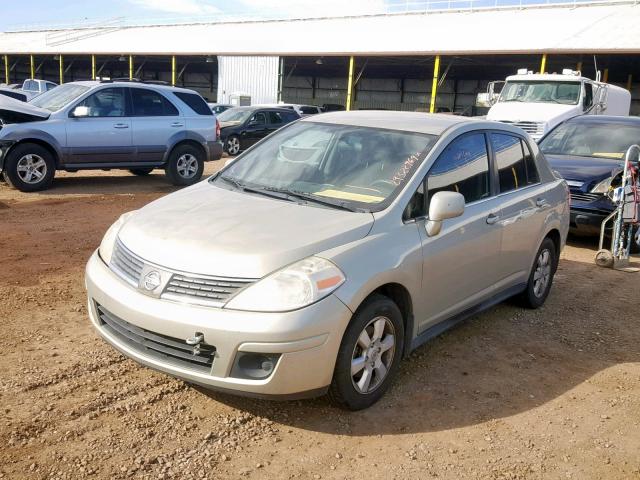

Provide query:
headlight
left=225, top=256, right=345, bottom=312
left=98, top=211, right=137, bottom=265
left=590, top=176, right=613, bottom=194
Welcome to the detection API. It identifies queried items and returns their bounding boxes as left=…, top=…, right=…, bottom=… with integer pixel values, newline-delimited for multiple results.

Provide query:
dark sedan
left=218, top=106, right=300, bottom=155
left=539, top=115, right=639, bottom=239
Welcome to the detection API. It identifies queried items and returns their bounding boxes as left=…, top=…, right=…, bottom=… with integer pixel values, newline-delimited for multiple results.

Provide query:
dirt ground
left=1, top=166, right=639, bottom=480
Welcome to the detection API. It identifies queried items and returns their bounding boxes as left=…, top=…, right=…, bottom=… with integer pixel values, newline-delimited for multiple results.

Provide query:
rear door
left=417, top=131, right=504, bottom=331
left=267, top=110, right=285, bottom=134
left=65, top=87, right=134, bottom=165
left=130, top=87, right=182, bottom=163
left=243, top=111, right=269, bottom=147
left=489, top=132, right=548, bottom=286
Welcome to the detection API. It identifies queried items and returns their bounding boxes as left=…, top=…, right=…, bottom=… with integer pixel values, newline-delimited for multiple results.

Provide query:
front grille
left=96, top=304, right=215, bottom=373
left=570, top=191, right=603, bottom=203
left=162, top=274, right=252, bottom=307
left=110, top=239, right=144, bottom=287
left=500, top=120, right=544, bottom=137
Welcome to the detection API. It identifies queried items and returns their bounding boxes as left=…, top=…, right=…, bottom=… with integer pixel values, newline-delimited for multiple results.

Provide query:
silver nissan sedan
left=86, top=111, right=570, bottom=410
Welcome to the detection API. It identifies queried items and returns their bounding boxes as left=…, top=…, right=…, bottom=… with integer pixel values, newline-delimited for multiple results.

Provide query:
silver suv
left=0, top=80, right=222, bottom=191
left=86, top=111, right=570, bottom=410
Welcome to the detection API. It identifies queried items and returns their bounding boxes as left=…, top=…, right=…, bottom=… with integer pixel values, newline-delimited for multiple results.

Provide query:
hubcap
left=227, top=137, right=240, bottom=155
left=533, top=248, right=552, bottom=298
left=351, top=316, right=395, bottom=394
left=16, top=154, right=47, bottom=184
left=176, top=153, right=198, bottom=179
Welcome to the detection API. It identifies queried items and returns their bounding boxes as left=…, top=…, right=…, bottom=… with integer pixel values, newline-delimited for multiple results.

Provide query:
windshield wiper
left=259, top=186, right=361, bottom=212
left=219, top=176, right=297, bottom=202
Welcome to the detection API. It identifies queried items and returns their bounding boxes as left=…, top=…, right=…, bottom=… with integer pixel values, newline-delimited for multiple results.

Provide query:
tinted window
left=77, top=88, right=127, bottom=117
left=404, top=181, right=426, bottom=220
left=283, top=112, right=299, bottom=123
left=250, top=112, right=267, bottom=125
left=427, top=133, right=490, bottom=205
left=131, top=88, right=178, bottom=116
left=45, top=82, right=57, bottom=91
left=268, top=111, right=283, bottom=124
left=492, top=134, right=540, bottom=193
left=584, top=83, right=593, bottom=110
left=173, top=91, right=212, bottom=115
left=300, top=106, right=320, bottom=114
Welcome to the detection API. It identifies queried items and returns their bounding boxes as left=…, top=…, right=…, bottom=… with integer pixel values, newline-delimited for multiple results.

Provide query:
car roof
left=65, top=80, right=199, bottom=94
left=300, top=110, right=474, bottom=135
left=563, top=115, right=640, bottom=126
left=228, top=106, right=297, bottom=113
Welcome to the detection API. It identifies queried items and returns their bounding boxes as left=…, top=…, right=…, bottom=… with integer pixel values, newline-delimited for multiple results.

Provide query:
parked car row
left=0, top=78, right=57, bottom=103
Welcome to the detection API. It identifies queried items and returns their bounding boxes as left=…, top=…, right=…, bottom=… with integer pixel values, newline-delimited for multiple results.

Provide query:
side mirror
left=71, top=106, right=90, bottom=118
left=425, top=191, right=465, bottom=237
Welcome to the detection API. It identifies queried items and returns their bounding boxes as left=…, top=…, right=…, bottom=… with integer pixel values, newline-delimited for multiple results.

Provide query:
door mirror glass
left=426, top=191, right=465, bottom=237
left=71, top=105, right=90, bottom=118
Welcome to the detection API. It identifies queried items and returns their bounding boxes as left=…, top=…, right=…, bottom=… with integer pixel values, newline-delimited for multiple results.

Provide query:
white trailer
left=480, top=69, right=631, bottom=141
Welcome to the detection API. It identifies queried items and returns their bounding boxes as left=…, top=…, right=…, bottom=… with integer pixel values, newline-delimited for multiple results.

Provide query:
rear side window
left=427, top=132, right=490, bottom=206
left=491, top=133, right=539, bottom=193
left=268, top=111, right=283, bottom=124
left=173, top=92, right=213, bottom=116
left=300, top=106, right=319, bottom=114
left=131, top=88, right=179, bottom=116
left=283, top=112, right=299, bottom=123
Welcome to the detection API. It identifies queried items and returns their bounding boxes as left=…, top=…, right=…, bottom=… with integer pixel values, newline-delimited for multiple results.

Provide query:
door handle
left=486, top=213, right=500, bottom=225
left=536, top=198, right=547, bottom=208
left=113, top=123, right=129, bottom=129
left=171, top=122, right=184, bottom=127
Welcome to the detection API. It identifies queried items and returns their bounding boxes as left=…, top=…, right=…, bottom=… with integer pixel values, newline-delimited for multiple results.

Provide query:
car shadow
left=193, top=255, right=640, bottom=435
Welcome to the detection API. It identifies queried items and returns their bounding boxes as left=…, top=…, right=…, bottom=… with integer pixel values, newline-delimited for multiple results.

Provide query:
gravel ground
left=1, top=166, right=639, bottom=480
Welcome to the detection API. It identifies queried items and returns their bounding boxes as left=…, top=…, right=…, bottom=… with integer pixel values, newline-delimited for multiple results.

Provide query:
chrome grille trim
left=110, top=239, right=144, bottom=287
left=162, top=274, right=253, bottom=307
left=570, top=191, right=603, bottom=203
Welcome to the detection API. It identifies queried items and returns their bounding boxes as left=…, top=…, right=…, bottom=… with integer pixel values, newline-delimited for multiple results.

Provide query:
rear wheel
left=129, top=167, right=154, bottom=176
left=165, top=144, right=204, bottom=186
left=225, top=135, right=241, bottom=156
left=519, top=238, right=558, bottom=308
left=3, top=143, right=55, bottom=192
left=328, top=294, right=404, bottom=410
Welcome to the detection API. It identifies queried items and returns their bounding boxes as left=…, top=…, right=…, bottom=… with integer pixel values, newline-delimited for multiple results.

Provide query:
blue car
left=539, top=116, right=640, bottom=246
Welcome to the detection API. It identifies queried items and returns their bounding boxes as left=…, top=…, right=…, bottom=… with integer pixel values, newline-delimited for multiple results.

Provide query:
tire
left=129, top=167, right=154, bottom=176
left=328, top=294, right=404, bottom=410
left=519, top=237, right=558, bottom=309
left=224, top=135, right=241, bottom=156
left=164, top=144, right=204, bottom=186
left=3, top=143, right=56, bottom=192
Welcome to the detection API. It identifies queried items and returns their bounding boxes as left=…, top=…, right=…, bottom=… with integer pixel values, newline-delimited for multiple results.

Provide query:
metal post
left=91, top=54, right=96, bottom=79
left=30, top=54, right=35, bottom=79
left=346, top=56, right=355, bottom=111
left=627, top=74, right=633, bottom=92
left=59, top=54, right=64, bottom=84
left=277, top=57, right=284, bottom=103
left=3, top=55, right=8, bottom=84
left=429, top=55, right=441, bottom=114
left=603, top=68, right=609, bottom=83
left=576, top=61, right=582, bottom=73
left=540, top=53, right=547, bottom=74
left=129, top=55, right=133, bottom=80
left=171, top=55, right=176, bottom=86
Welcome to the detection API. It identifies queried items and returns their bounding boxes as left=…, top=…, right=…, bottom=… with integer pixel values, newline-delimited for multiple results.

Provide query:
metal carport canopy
left=0, top=2, right=639, bottom=55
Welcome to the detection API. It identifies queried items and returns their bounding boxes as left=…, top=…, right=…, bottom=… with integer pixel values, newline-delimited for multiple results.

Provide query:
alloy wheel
left=176, top=153, right=198, bottom=179
left=533, top=248, right=552, bottom=298
left=227, top=137, right=240, bottom=155
left=16, top=154, right=47, bottom=184
left=351, top=316, right=396, bottom=394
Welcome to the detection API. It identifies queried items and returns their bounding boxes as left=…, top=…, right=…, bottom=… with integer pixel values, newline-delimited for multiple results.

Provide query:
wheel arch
left=166, top=139, right=207, bottom=163
left=5, top=137, right=61, bottom=168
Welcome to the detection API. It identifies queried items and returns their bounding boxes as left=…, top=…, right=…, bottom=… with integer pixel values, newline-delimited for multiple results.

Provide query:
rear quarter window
left=173, top=92, right=213, bottom=116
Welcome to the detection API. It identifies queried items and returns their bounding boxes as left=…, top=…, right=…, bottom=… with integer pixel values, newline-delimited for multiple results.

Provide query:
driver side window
left=76, top=88, right=127, bottom=117
left=583, top=83, right=593, bottom=111
left=250, top=112, right=267, bottom=125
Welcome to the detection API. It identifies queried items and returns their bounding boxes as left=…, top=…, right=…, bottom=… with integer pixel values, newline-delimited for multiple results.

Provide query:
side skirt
left=409, top=283, right=526, bottom=352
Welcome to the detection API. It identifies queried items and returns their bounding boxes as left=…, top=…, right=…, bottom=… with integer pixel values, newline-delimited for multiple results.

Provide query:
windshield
left=29, top=84, right=90, bottom=112
left=218, top=108, right=253, bottom=123
left=499, top=81, right=581, bottom=105
left=213, top=121, right=437, bottom=212
left=540, top=122, right=640, bottom=159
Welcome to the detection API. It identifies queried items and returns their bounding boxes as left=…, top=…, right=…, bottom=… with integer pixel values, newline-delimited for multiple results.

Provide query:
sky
left=0, top=0, right=597, bottom=31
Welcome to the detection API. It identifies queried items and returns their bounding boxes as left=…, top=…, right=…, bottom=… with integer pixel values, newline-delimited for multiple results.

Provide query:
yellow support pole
left=3, top=55, right=8, bottom=84
left=429, top=55, right=441, bottom=114
left=129, top=55, right=134, bottom=80
left=346, top=56, right=355, bottom=111
left=603, top=68, right=609, bottom=83
left=627, top=74, right=633, bottom=92
left=576, top=61, right=582, bottom=73
left=30, top=54, right=35, bottom=78
left=59, top=55, right=64, bottom=84
left=540, top=54, right=547, bottom=74
left=91, top=54, right=96, bottom=80
left=171, top=55, right=176, bottom=86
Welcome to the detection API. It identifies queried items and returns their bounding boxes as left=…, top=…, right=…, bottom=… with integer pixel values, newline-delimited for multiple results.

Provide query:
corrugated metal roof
left=0, top=2, right=638, bottom=55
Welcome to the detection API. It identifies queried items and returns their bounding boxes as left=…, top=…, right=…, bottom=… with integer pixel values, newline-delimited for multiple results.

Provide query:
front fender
left=0, top=128, right=64, bottom=167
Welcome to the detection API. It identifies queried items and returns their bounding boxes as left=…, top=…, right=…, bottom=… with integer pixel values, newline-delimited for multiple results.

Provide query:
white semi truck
left=480, top=69, right=631, bottom=141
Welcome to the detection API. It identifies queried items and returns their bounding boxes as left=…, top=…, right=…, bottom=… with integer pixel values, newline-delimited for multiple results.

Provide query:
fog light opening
left=231, top=352, right=281, bottom=380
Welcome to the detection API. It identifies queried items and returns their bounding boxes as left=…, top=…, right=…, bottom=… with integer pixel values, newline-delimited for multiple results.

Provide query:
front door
left=417, top=131, right=503, bottom=332
left=65, top=87, right=134, bottom=165
left=242, top=111, right=269, bottom=148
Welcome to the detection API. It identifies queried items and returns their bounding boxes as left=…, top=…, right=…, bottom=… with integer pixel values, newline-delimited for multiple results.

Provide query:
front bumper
left=85, top=251, right=352, bottom=399
left=570, top=208, right=609, bottom=236
left=206, top=141, right=223, bottom=161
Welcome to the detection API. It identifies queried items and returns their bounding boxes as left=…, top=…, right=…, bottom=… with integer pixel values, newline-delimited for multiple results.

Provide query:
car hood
left=118, top=181, right=374, bottom=278
left=0, top=94, right=50, bottom=122
left=545, top=154, right=623, bottom=186
left=219, top=120, right=242, bottom=129
left=487, top=102, right=576, bottom=122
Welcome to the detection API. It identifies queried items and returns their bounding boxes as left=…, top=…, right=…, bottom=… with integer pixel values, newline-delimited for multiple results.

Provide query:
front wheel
left=519, top=237, right=558, bottom=308
left=225, top=135, right=241, bottom=156
left=328, top=294, right=404, bottom=410
left=3, top=143, right=56, bottom=192
left=164, top=144, right=204, bottom=186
